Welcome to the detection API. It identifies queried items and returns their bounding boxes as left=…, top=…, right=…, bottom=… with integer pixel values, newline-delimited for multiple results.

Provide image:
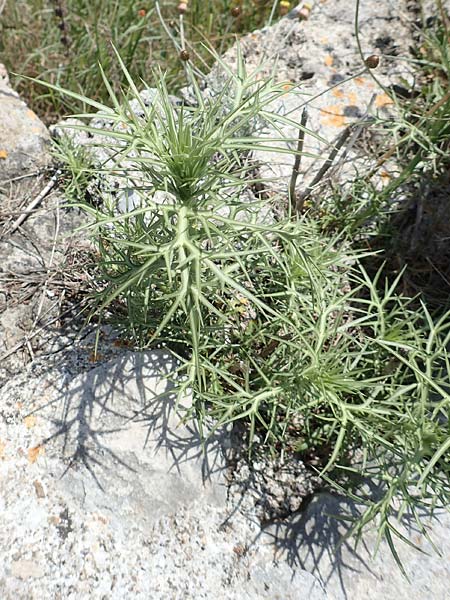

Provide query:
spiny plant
left=46, top=45, right=320, bottom=383
left=45, top=47, right=450, bottom=568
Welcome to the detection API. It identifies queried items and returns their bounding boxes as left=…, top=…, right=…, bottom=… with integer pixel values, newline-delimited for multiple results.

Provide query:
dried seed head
left=365, top=54, right=380, bottom=69
left=298, top=9, right=307, bottom=19
left=178, top=2, right=188, bottom=14
left=179, top=49, right=190, bottom=61
left=279, top=0, right=291, bottom=15
left=230, top=6, right=241, bottom=17
left=298, top=7, right=310, bottom=20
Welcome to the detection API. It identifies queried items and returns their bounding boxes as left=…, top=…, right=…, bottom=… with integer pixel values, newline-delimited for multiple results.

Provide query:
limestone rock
left=10, top=560, right=43, bottom=580
left=47, top=350, right=228, bottom=520
left=0, top=348, right=322, bottom=599
left=0, top=62, right=90, bottom=384
left=261, top=492, right=450, bottom=600
left=242, top=561, right=326, bottom=600
left=0, top=63, right=51, bottom=182
left=421, top=0, right=450, bottom=21
left=0, top=177, right=89, bottom=385
left=205, top=0, right=415, bottom=198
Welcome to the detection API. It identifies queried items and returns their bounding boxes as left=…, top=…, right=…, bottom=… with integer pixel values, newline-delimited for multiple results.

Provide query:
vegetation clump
left=44, top=39, right=450, bottom=562
left=3, top=0, right=449, bottom=566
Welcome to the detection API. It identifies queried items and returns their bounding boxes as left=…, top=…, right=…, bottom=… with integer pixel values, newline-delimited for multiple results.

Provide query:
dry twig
left=297, top=99, right=376, bottom=211
left=288, top=107, right=308, bottom=214
left=5, top=169, right=61, bottom=236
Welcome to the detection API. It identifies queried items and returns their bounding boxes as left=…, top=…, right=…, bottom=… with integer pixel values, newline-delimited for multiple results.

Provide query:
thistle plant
left=46, top=47, right=450, bottom=565
left=46, top=47, right=318, bottom=385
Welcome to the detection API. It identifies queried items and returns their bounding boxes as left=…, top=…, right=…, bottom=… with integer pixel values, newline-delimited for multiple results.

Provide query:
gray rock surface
left=261, top=492, right=450, bottom=600
left=421, top=0, right=450, bottom=20
left=0, top=175, right=90, bottom=385
left=2, top=341, right=449, bottom=599
left=0, top=63, right=51, bottom=182
left=0, top=348, right=325, bottom=599
left=47, top=350, right=227, bottom=516
left=0, top=65, right=91, bottom=384
left=205, top=0, right=414, bottom=199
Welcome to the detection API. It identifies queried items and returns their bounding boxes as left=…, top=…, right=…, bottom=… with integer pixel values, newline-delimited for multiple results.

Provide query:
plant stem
left=288, top=107, right=308, bottom=215
left=297, top=125, right=353, bottom=211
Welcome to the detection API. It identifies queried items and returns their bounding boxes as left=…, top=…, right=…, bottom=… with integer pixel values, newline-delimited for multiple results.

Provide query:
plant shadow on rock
left=253, top=490, right=450, bottom=598
left=35, top=349, right=227, bottom=520
left=260, top=493, right=377, bottom=587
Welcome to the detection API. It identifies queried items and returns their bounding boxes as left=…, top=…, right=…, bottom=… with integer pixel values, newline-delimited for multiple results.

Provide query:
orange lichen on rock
left=354, top=76, right=375, bottom=90
left=0, top=440, right=6, bottom=459
left=320, top=105, right=346, bottom=127
left=380, top=170, right=392, bottom=184
left=0, top=150, right=8, bottom=159
left=375, top=92, right=394, bottom=108
left=28, top=445, right=45, bottom=464
left=324, top=55, right=334, bottom=67
left=332, top=89, right=345, bottom=98
left=23, top=415, right=37, bottom=429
